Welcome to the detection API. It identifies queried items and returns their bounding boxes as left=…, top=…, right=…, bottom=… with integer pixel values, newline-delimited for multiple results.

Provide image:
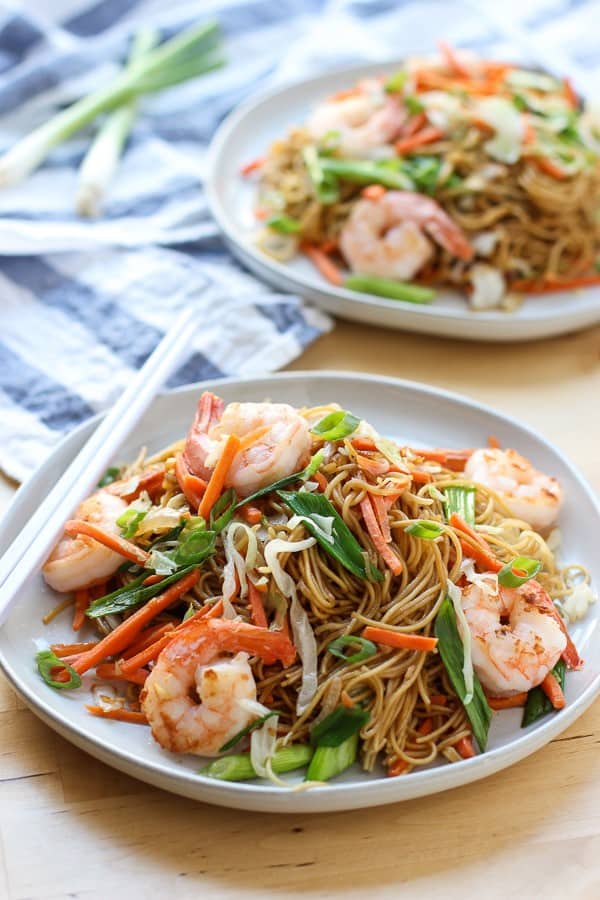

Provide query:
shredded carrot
left=241, top=504, right=263, bottom=525
left=72, top=589, right=89, bottom=632
left=86, top=706, right=148, bottom=724
left=122, top=622, right=176, bottom=658
left=198, top=433, right=242, bottom=520
left=340, top=690, right=355, bottom=709
left=248, top=581, right=268, bottom=629
left=254, top=206, right=269, bottom=220
left=438, top=40, right=471, bottom=78
left=402, top=111, right=428, bottom=137
left=72, top=570, right=200, bottom=676
left=369, top=492, right=392, bottom=544
left=487, top=692, right=528, bottom=710
left=541, top=671, right=566, bottom=709
left=361, top=184, right=386, bottom=200
left=312, top=471, right=328, bottom=493
left=511, top=274, right=600, bottom=294
left=175, top=452, right=206, bottom=511
left=63, top=520, right=149, bottom=565
left=351, top=437, right=377, bottom=452
left=301, top=243, right=344, bottom=286
left=563, top=76, right=578, bottom=109
left=449, top=512, right=502, bottom=573
left=522, top=118, right=536, bottom=146
left=319, top=238, right=339, bottom=254
left=237, top=425, right=270, bottom=455
left=142, top=574, right=164, bottom=587
left=113, top=466, right=165, bottom=502
left=240, top=156, right=265, bottom=176
left=331, top=87, right=362, bottom=102
left=52, top=641, right=98, bottom=658
left=470, top=116, right=495, bottom=134
left=527, top=155, right=569, bottom=180
left=355, top=452, right=390, bottom=477
left=413, top=447, right=473, bottom=471
left=488, top=435, right=501, bottom=449
left=455, top=735, right=476, bottom=758
left=395, top=126, right=445, bottom=155
left=429, top=693, right=448, bottom=707
left=362, top=625, right=437, bottom=653
left=387, top=758, right=409, bottom=777
left=95, top=663, right=148, bottom=686
left=418, top=717, right=434, bottom=736
left=410, top=469, right=433, bottom=484
left=359, top=497, right=403, bottom=576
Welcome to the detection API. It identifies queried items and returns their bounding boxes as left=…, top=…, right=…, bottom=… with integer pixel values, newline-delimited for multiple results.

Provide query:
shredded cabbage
left=134, top=505, right=183, bottom=536
left=447, top=579, right=474, bottom=705
left=222, top=521, right=259, bottom=608
left=562, top=582, right=596, bottom=624
left=288, top=513, right=335, bottom=544
left=475, top=97, right=524, bottom=163
left=241, top=698, right=279, bottom=780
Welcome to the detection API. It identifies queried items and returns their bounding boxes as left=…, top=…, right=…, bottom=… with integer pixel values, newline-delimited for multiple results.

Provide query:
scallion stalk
left=0, top=21, right=223, bottom=187
left=200, top=744, right=313, bottom=781
left=76, top=26, right=159, bottom=217
left=306, top=731, right=359, bottom=782
left=344, top=274, right=436, bottom=304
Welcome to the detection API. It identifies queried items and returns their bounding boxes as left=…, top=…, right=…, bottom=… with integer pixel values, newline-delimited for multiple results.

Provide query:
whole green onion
left=498, top=556, right=542, bottom=588
left=200, top=744, right=313, bottom=781
left=344, top=275, right=436, bottom=304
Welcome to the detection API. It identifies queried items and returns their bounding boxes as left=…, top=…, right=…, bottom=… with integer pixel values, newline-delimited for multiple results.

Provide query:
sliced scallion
left=218, top=710, right=280, bottom=753
left=384, top=70, right=408, bottom=93
left=344, top=275, right=435, bottom=303
left=116, top=507, right=148, bottom=540
left=522, top=659, right=566, bottom=727
left=443, top=486, right=476, bottom=526
left=266, top=214, right=301, bottom=234
left=311, top=410, right=360, bottom=441
left=302, top=145, right=340, bottom=204
left=327, top=635, right=377, bottom=664
left=405, top=520, right=445, bottom=539
left=36, top=650, right=82, bottom=690
left=97, top=466, right=120, bottom=487
left=498, top=556, right=542, bottom=588
left=306, top=731, right=359, bottom=781
left=200, top=744, right=313, bottom=781
left=310, top=705, right=369, bottom=748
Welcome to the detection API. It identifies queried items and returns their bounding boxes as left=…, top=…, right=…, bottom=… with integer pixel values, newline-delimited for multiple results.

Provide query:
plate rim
left=2, top=369, right=599, bottom=811
left=205, top=59, right=600, bottom=333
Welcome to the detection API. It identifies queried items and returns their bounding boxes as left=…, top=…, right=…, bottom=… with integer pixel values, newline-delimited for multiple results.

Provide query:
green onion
left=310, top=705, right=369, bottom=748
left=522, top=659, right=566, bottom=727
left=36, top=650, right=82, bottom=690
left=86, top=564, right=198, bottom=618
left=405, top=95, right=424, bottom=115
left=435, top=596, right=492, bottom=751
left=384, top=70, right=408, bottom=93
left=116, top=507, right=147, bottom=540
left=200, top=744, right=313, bottom=781
left=170, top=527, right=216, bottom=568
left=302, top=145, right=340, bottom=203
left=218, top=711, right=280, bottom=753
left=209, top=488, right=237, bottom=533
left=232, top=450, right=325, bottom=510
left=319, top=156, right=413, bottom=190
left=266, top=214, right=301, bottom=234
left=310, top=410, right=360, bottom=441
left=277, top=490, right=383, bottom=582
left=443, top=486, right=476, bottom=526
left=498, top=556, right=542, bottom=588
left=76, top=26, right=159, bottom=217
left=97, top=466, right=120, bottom=487
left=400, top=154, right=441, bottom=194
left=182, top=602, right=196, bottom=622
left=328, top=635, right=377, bottom=664
left=306, top=731, right=359, bottom=781
left=0, top=21, right=223, bottom=187
left=405, top=520, right=445, bottom=539
left=506, top=68, right=559, bottom=93
left=344, top=275, right=435, bottom=304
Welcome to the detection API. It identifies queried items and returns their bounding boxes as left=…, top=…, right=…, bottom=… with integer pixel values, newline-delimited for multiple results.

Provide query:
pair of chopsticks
left=0, top=305, right=197, bottom=627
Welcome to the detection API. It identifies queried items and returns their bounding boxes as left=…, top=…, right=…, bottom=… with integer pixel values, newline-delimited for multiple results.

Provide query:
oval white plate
left=1, top=371, right=599, bottom=813
left=206, top=61, right=600, bottom=342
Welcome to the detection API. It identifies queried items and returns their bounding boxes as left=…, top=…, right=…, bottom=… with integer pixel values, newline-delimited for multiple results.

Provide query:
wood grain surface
left=1, top=320, right=599, bottom=900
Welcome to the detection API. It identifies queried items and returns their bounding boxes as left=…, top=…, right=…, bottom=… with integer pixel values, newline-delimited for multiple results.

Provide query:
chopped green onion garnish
left=116, top=507, right=147, bottom=539
left=319, top=156, right=413, bottom=190
left=302, top=145, right=340, bottom=204
left=498, top=556, right=542, bottom=588
left=231, top=450, right=325, bottom=511
left=306, top=731, right=359, bottom=782
left=405, top=95, right=424, bottom=115
left=328, top=635, right=377, bottom=665
left=266, top=214, right=301, bottom=234
left=310, top=704, right=370, bottom=748
left=443, top=486, right=476, bottom=526
left=344, top=275, right=435, bottom=304
left=522, top=659, right=566, bottom=727
left=209, top=488, right=237, bottom=533
left=36, top=650, right=82, bottom=690
left=183, top=602, right=196, bottom=622
left=405, top=520, right=445, bottom=539
left=171, top=526, right=216, bottom=567
left=97, top=466, right=120, bottom=487
left=311, top=410, right=360, bottom=441
left=201, top=744, right=313, bottom=781
left=385, top=69, right=408, bottom=93
left=435, top=597, right=491, bottom=751
left=218, top=710, right=280, bottom=753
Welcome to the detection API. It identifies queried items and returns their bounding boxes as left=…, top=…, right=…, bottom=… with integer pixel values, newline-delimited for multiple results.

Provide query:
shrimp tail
left=423, top=215, right=474, bottom=262
left=183, top=392, right=225, bottom=478
left=177, top=618, right=297, bottom=668
left=525, top=580, right=583, bottom=670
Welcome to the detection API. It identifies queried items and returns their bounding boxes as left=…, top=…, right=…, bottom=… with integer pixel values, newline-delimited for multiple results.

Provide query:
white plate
left=1, top=371, right=599, bottom=813
left=206, top=62, right=600, bottom=342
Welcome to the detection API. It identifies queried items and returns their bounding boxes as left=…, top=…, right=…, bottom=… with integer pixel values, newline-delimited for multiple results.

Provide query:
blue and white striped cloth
left=0, top=0, right=597, bottom=482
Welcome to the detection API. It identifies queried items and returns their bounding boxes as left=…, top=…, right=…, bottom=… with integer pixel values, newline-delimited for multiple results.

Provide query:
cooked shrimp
left=339, top=191, right=474, bottom=280
left=182, top=393, right=312, bottom=498
left=307, top=79, right=406, bottom=158
left=42, top=491, right=127, bottom=593
left=461, top=576, right=566, bottom=696
left=141, top=618, right=293, bottom=756
left=464, top=448, right=562, bottom=532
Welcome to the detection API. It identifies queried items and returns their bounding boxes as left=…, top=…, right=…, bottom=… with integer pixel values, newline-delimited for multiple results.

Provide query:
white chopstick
left=0, top=304, right=196, bottom=627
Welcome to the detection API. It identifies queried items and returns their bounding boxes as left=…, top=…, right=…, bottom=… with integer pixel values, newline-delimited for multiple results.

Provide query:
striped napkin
left=0, top=0, right=595, bottom=483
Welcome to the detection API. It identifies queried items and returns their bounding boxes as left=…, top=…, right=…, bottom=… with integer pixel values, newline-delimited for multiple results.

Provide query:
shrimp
left=307, top=79, right=406, bottom=158
left=339, top=191, right=474, bottom=280
left=461, top=576, right=566, bottom=696
left=42, top=490, right=127, bottom=593
left=464, top=448, right=562, bottom=532
left=181, top=392, right=312, bottom=498
left=141, top=618, right=294, bottom=756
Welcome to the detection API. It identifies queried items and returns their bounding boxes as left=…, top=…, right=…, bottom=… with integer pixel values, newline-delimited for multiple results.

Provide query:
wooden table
left=2, top=321, right=600, bottom=900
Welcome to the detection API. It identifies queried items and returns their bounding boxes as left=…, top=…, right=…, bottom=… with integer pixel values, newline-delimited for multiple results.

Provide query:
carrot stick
left=410, top=469, right=433, bottom=484
left=248, top=581, right=268, bottom=628
left=122, top=622, right=176, bottom=658
left=563, top=76, right=578, bottom=109
left=395, top=126, right=445, bottom=155
left=438, top=40, right=471, bottom=78
left=455, top=735, right=476, bottom=758
left=402, top=111, right=428, bottom=137
left=198, top=434, right=242, bottom=520
left=241, top=505, right=263, bottom=525
left=115, top=465, right=165, bottom=502
left=63, top=520, right=149, bottom=565
left=541, top=671, right=566, bottom=709
left=175, top=452, right=206, bottom=511
left=72, top=588, right=90, bottom=632
left=418, top=717, right=434, bottom=736
left=429, top=693, right=448, bottom=707
left=351, top=437, right=377, bottom=451
left=95, top=663, right=148, bottom=686
left=527, top=155, right=569, bottom=180
left=488, top=435, right=501, bottom=449
left=370, top=492, right=392, bottom=543
left=388, top=758, right=409, bottom=777
left=362, top=625, right=437, bottom=653
left=240, top=156, right=265, bottom=176
left=72, top=570, right=200, bottom=676
left=359, top=497, right=403, bottom=576
left=450, top=512, right=502, bottom=573
left=319, top=238, right=339, bottom=254
left=355, top=453, right=390, bottom=477
left=412, top=447, right=473, bottom=471
left=301, top=243, right=344, bottom=286
left=511, top=274, right=600, bottom=294
left=487, top=692, right=528, bottom=710
left=51, top=641, right=98, bottom=657
left=340, top=690, right=355, bottom=709
left=313, top=471, right=328, bottom=493
left=86, top=706, right=147, bottom=724
left=361, top=184, right=387, bottom=200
